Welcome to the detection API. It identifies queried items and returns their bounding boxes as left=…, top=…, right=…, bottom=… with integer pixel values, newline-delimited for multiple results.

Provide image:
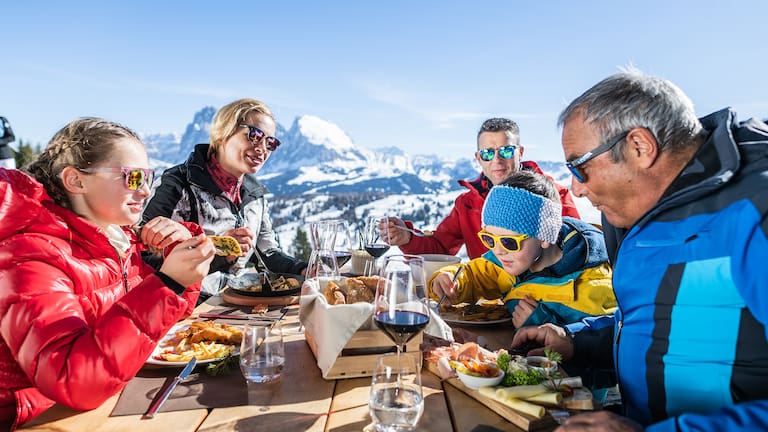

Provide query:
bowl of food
left=419, top=254, right=461, bottom=279
left=450, top=360, right=504, bottom=390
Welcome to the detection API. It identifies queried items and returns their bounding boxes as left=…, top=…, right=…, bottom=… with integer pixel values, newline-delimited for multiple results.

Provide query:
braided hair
left=24, top=117, right=141, bottom=209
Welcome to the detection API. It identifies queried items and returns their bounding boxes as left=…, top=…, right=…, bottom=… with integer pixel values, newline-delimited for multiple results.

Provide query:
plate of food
left=225, top=272, right=303, bottom=297
left=146, top=321, right=243, bottom=366
left=438, top=300, right=513, bottom=326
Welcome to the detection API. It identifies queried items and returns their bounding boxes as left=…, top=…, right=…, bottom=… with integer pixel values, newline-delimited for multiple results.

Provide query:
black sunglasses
left=565, top=131, right=628, bottom=183
left=239, top=124, right=280, bottom=152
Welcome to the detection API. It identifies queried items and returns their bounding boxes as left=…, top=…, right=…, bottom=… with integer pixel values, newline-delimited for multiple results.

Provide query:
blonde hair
left=25, top=117, right=141, bottom=209
left=208, top=98, right=274, bottom=157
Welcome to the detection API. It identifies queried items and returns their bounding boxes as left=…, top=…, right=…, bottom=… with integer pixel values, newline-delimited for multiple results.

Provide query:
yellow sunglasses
left=477, top=230, right=529, bottom=253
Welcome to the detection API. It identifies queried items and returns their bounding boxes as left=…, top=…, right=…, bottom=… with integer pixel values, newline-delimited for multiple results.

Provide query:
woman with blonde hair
left=0, top=117, right=215, bottom=429
left=143, top=98, right=307, bottom=299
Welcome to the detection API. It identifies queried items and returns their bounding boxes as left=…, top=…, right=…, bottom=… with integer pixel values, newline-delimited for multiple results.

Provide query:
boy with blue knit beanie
left=429, top=170, right=616, bottom=328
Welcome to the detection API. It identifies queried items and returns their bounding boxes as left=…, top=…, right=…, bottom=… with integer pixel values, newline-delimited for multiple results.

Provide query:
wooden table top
left=20, top=296, right=534, bottom=432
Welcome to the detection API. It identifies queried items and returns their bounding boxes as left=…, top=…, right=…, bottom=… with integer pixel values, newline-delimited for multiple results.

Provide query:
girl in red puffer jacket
left=0, top=118, right=216, bottom=430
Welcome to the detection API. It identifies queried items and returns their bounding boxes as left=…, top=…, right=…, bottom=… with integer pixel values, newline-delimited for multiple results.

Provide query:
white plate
left=145, top=322, right=241, bottom=367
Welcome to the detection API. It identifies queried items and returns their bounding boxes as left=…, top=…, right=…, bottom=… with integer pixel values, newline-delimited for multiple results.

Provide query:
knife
left=142, top=356, right=197, bottom=419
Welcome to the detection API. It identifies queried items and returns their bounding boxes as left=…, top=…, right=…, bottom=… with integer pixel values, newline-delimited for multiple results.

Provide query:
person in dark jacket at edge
left=142, top=98, right=307, bottom=303
left=385, top=117, right=581, bottom=260
left=512, top=68, right=768, bottom=431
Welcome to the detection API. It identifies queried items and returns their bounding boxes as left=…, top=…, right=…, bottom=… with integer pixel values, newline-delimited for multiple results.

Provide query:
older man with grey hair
left=512, top=68, right=768, bottom=431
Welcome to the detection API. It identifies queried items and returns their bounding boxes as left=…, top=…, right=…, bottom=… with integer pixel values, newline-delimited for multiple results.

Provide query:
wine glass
left=365, top=216, right=391, bottom=275
left=368, top=352, right=424, bottom=431
left=373, top=255, right=430, bottom=357
left=331, top=220, right=353, bottom=272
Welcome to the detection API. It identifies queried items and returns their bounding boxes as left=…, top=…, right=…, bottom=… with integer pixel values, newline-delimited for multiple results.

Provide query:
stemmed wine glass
left=365, top=216, right=391, bottom=275
left=331, top=220, right=353, bottom=271
left=372, top=255, right=430, bottom=358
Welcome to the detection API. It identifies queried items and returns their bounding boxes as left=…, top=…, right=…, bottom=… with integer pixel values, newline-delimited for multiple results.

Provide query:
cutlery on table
left=393, top=225, right=433, bottom=237
left=435, top=265, right=463, bottom=313
left=143, top=356, right=197, bottom=419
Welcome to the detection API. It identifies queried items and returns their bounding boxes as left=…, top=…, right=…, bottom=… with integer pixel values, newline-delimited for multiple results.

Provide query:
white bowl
left=419, top=254, right=461, bottom=279
left=455, top=366, right=505, bottom=390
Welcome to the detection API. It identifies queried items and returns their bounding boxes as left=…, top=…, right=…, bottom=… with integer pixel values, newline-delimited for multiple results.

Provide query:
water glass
left=368, top=353, right=424, bottom=432
left=240, top=322, right=285, bottom=383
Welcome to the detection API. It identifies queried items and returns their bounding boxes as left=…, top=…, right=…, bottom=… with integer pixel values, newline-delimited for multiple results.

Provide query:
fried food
left=209, top=235, right=242, bottom=257
left=442, top=302, right=511, bottom=321
left=155, top=321, right=243, bottom=362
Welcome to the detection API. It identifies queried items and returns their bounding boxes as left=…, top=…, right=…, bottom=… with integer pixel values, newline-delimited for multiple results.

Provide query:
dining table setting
left=19, top=228, right=601, bottom=432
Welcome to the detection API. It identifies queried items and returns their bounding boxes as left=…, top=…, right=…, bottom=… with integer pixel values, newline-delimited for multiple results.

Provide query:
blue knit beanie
left=481, top=185, right=562, bottom=244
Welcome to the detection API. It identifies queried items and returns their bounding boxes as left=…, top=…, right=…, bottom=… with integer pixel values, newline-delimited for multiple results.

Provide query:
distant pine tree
left=15, top=139, right=40, bottom=169
left=292, top=226, right=312, bottom=261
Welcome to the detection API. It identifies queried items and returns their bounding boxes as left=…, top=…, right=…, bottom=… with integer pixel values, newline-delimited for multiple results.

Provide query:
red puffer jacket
left=399, top=161, right=581, bottom=259
left=0, top=169, right=201, bottom=429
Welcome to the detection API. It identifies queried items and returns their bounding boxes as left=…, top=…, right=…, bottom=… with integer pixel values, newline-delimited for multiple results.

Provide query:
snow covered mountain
left=142, top=107, right=598, bottom=255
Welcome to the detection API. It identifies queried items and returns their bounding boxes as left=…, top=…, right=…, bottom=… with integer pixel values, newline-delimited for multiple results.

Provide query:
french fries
left=155, top=321, right=242, bottom=362
left=159, top=340, right=234, bottom=362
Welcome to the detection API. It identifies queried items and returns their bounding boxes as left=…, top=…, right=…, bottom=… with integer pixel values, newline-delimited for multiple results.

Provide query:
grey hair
left=558, top=67, right=703, bottom=162
left=477, top=118, right=520, bottom=149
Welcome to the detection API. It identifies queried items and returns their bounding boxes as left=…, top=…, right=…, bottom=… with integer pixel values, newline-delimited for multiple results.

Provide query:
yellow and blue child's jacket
left=430, top=217, right=616, bottom=327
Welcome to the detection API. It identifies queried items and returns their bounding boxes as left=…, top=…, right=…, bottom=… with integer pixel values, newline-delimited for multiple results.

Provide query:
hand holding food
left=139, top=216, right=193, bottom=250
left=511, top=323, right=573, bottom=360
left=222, top=226, right=255, bottom=255
left=160, top=235, right=215, bottom=287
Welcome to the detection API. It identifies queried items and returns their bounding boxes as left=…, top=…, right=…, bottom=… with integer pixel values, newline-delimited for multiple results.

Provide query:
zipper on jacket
left=614, top=319, right=623, bottom=345
left=117, top=254, right=129, bottom=294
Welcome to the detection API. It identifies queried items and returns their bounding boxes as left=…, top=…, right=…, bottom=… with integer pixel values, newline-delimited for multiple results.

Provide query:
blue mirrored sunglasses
left=239, top=124, right=280, bottom=152
left=478, top=145, right=516, bottom=162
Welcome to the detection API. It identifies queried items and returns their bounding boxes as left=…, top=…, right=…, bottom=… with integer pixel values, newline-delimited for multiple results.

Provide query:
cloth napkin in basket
left=299, top=278, right=453, bottom=378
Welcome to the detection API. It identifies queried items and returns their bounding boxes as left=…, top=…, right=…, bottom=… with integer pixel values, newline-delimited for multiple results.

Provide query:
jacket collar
left=185, top=144, right=269, bottom=203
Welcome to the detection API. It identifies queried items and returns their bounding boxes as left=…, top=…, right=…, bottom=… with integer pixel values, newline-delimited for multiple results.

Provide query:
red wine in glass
left=333, top=251, right=352, bottom=267
left=374, top=310, right=429, bottom=346
left=365, top=244, right=390, bottom=258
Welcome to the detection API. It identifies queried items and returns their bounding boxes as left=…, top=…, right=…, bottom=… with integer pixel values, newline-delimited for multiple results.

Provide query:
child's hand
left=431, top=271, right=459, bottom=301
left=140, top=216, right=193, bottom=250
left=160, top=235, right=215, bottom=287
left=512, top=295, right=538, bottom=328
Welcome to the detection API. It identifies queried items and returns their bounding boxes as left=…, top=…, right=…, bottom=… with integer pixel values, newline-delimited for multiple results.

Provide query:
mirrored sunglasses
left=239, top=124, right=280, bottom=152
left=78, top=167, right=155, bottom=191
left=477, top=230, right=529, bottom=253
left=477, top=145, right=516, bottom=162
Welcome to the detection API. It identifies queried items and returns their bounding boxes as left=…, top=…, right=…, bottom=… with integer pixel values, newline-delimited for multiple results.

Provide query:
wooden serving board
left=425, top=362, right=594, bottom=431
left=221, top=288, right=300, bottom=306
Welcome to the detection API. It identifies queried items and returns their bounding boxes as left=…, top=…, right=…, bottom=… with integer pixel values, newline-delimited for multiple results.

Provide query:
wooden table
left=20, top=296, right=530, bottom=432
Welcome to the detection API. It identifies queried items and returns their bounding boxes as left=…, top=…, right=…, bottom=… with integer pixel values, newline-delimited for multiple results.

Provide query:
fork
left=394, top=225, right=433, bottom=237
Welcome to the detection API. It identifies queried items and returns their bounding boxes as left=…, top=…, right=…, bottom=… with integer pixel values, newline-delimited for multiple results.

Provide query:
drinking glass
left=306, top=220, right=340, bottom=279
left=240, top=322, right=285, bottom=383
left=373, top=255, right=430, bottom=355
left=368, top=353, right=424, bottom=432
left=364, top=216, right=391, bottom=275
left=332, top=220, right=353, bottom=270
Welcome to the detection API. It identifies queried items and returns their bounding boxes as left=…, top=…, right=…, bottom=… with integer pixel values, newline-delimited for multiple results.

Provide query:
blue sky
left=4, top=1, right=766, bottom=162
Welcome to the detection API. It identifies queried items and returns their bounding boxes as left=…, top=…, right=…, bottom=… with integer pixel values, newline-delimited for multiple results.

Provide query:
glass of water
left=368, top=353, right=424, bottom=431
left=240, top=322, right=284, bottom=383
